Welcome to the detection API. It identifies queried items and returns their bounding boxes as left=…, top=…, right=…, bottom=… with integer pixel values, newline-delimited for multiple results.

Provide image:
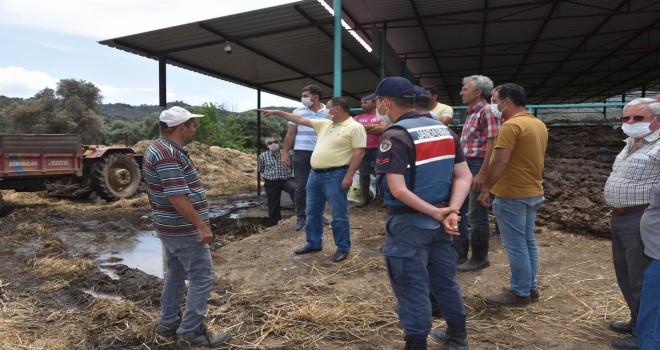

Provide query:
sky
left=0, top=0, right=305, bottom=112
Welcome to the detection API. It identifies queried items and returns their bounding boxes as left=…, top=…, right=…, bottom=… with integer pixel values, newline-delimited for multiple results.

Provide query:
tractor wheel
left=91, top=153, right=141, bottom=201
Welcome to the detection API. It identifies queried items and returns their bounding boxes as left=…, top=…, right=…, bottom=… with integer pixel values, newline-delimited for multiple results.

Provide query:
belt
left=387, top=202, right=448, bottom=216
left=312, top=165, right=349, bottom=173
left=612, top=204, right=649, bottom=216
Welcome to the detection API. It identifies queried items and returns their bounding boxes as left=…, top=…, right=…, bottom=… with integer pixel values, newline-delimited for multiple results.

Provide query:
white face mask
left=268, top=142, right=280, bottom=152
left=325, top=107, right=336, bottom=120
left=301, top=97, right=313, bottom=107
left=376, top=99, right=391, bottom=124
left=622, top=122, right=652, bottom=138
left=490, top=99, right=506, bottom=119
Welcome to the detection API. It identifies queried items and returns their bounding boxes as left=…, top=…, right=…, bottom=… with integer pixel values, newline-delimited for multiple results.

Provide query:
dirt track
left=0, top=125, right=632, bottom=349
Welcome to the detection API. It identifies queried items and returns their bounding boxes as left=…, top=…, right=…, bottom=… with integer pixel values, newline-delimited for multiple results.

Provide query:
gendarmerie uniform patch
left=379, top=139, right=392, bottom=152
left=376, top=138, right=393, bottom=171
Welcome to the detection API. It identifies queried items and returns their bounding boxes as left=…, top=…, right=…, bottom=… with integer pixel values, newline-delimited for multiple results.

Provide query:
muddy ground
left=0, top=125, right=634, bottom=349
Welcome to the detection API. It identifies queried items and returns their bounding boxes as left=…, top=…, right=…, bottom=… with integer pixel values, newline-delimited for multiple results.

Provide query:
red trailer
left=0, top=134, right=142, bottom=201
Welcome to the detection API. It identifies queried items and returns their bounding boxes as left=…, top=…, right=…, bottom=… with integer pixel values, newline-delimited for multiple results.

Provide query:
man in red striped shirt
left=143, top=106, right=230, bottom=348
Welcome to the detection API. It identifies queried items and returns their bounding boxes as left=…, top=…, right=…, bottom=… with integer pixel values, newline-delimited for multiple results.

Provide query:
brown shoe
left=485, top=290, right=531, bottom=307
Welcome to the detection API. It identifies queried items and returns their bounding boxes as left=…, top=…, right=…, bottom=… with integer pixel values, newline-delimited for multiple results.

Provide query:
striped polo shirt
left=289, top=104, right=327, bottom=151
left=143, top=137, right=209, bottom=236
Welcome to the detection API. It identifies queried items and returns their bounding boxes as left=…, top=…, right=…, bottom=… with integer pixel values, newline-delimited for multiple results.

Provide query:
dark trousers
left=611, top=212, right=651, bottom=328
left=293, top=150, right=313, bottom=219
left=359, top=148, right=378, bottom=182
left=264, top=178, right=296, bottom=226
left=382, top=214, right=467, bottom=337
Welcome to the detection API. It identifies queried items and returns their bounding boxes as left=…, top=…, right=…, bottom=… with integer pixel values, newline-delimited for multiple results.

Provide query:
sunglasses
left=266, top=140, right=279, bottom=145
left=619, top=115, right=648, bottom=122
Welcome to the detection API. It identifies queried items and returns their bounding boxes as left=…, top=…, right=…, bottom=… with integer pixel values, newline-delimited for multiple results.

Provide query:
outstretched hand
left=258, top=109, right=278, bottom=117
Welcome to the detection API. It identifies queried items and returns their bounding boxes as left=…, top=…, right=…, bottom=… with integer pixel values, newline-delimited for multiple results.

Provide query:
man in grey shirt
left=603, top=98, right=660, bottom=350
left=636, top=108, right=660, bottom=350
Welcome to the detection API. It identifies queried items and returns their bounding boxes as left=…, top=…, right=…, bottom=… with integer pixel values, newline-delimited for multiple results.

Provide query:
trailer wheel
left=91, top=153, right=141, bottom=201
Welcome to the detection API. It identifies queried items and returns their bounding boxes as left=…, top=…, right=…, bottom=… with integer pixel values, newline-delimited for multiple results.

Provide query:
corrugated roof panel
left=101, top=0, right=660, bottom=105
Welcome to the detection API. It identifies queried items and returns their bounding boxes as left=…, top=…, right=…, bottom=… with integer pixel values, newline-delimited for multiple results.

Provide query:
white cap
left=159, top=106, right=204, bottom=127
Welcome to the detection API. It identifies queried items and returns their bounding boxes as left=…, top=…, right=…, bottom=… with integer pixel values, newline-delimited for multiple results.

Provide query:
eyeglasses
left=619, top=115, right=648, bottom=122
left=266, top=140, right=279, bottom=145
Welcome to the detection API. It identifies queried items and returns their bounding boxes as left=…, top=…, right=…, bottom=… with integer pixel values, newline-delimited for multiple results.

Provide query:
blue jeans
left=157, top=234, right=215, bottom=334
left=493, top=195, right=544, bottom=297
left=637, top=259, right=660, bottom=349
left=359, top=148, right=378, bottom=181
left=305, top=168, right=351, bottom=252
left=457, top=157, right=490, bottom=243
left=382, top=214, right=467, bottom=337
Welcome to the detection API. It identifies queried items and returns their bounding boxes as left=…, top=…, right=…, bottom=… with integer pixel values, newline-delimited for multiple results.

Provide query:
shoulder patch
left=379, top=139, right=393, bottom=152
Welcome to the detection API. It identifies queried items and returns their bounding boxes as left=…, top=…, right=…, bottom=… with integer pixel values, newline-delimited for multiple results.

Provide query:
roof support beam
left=479, top=0, right=488, bottom=74
left=572, top=48, right=660, bottom=103
left=409, top=0, right=453, bottom=104
left=197, top=23, right=360, bottom=101
left=528, top=0, right=629, bottom=98
left=511, top=1, right=558, bottom=82
left=543, top=14, right=660, bottom=103
left=293, top=5, right=380, bottom=80
left=160, top=21, right=334, bottom=55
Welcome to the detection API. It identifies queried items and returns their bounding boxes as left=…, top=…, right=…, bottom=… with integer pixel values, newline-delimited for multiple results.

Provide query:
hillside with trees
left=0, top=79, right=295, bottom=151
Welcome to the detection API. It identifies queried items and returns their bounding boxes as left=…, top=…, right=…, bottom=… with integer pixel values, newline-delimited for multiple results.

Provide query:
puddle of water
left=93, top=200, right=264, bottom=278
left=207, top=201, right=262, bottom=219
left=83, top=289, right=123, bottom=301
left=98, top=231, right=164, bottom=279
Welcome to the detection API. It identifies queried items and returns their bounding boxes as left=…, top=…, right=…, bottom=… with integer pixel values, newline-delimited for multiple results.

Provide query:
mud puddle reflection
left=96, top=199, right=268, bottom=279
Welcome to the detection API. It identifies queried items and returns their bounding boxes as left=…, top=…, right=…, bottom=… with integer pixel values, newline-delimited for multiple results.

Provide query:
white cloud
left=0, top=0, right=300, bottom=39
left=0, top=66, right=58, bottom=98
left=97, top=83, right=162, bottom=105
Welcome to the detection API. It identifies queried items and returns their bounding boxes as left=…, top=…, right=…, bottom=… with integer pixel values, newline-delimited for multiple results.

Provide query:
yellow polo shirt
left=490, top=111, right=548, bottom=198
left=309, top=118, right=367, bottom=169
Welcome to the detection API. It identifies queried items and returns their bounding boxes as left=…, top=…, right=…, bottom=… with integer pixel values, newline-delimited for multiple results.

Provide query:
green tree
left=195, top=103, right=221, bottom=145
left=4, top=79, right=105, bottom=143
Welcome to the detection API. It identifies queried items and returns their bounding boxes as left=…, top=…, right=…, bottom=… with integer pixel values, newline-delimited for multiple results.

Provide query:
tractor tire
left=91, top=153, right=141, bottom=201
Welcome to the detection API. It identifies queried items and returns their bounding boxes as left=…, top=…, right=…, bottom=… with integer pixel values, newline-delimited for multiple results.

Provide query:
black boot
left=457, top=239, right=490, bottom=272
left=431, top=325, right=468, bottom=350
left=356, top=177, right=371, bottom=208
left=453, top=237, right=469, bottom=265
left=403, top=335, right=427, bottom=350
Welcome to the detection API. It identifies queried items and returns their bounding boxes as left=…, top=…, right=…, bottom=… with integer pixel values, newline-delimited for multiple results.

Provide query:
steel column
left=257, top=87, right=262, bottom=197
left=333, top=0, right=342, bottom=97
left=159, top=56, right=166, bottom=107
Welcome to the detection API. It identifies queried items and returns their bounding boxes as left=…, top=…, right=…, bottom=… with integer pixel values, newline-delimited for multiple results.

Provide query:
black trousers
left=611, top=211, right=652, bottom=329
left=264, top=178, right=296, bottom=226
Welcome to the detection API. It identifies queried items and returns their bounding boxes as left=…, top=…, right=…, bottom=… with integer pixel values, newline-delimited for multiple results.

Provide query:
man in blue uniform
left=369, top=77, right=472, bottom=350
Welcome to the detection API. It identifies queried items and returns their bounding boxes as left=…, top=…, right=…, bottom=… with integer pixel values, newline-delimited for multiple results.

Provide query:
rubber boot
left=356, top=177, right=371, bottom=208
left=456, top=239, right=490, bottom=272
left=403, top=335, right=428, bottom=350
left=453, top=237, right=469, bottom=266
left=431, top=325, right=468, bottom=350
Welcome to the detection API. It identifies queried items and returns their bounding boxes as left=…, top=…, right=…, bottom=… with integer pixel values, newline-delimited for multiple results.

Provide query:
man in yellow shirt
left=477, top=83, right=548, bottom=307
left=425, top=85, right=454, bottom=124
left=260, top=97, right=366, bottom=262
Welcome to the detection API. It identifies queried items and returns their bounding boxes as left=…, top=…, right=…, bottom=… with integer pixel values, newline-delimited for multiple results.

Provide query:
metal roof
left=100, top=0, right=660, bottom=106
